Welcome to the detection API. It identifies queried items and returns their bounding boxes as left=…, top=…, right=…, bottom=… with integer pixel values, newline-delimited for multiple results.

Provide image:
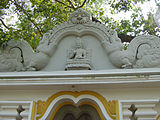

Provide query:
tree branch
left=13, top=0, right=43, bottom=37
left=66, top=0, right=76, bottom=9
left=54, top=0, right=73, bottom=9
left=0, top=18, right=11, bottom=30
left=79, top=0, right=87, bottom=8
left=92, top=16, right=101, bottom=23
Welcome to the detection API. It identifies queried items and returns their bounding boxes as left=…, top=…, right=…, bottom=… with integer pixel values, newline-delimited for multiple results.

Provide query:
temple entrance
left=53, top=104, right=101, bottom=120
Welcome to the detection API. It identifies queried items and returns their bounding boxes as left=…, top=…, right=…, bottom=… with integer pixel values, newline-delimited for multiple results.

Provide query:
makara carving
left=0, top=8, right=160, bottom=71
left=106, top=35, right=160, bottom=68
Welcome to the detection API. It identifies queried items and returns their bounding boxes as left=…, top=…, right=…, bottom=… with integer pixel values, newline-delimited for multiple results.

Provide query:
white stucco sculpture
left=0, top=8, right=160, bottom=71
left=65, top=37, right=91, bottom=70
left=107, top=35, right=160, bottom=68
left=0, top=39, right=50, bottom=71
left=69, top=8, right=92, bottom=24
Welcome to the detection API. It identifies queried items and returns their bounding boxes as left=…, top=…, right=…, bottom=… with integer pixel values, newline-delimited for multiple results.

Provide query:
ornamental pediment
left=1, top=8, right=160, bottom=72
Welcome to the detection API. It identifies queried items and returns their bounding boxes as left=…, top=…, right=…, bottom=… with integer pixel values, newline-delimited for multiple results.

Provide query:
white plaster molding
left=0, top=101, right=32, bottom=120
left=28, top=101, right=34, bottom=120
left=0, top=69, right=160, bottom=88
left=39, top=94, right=113, bottom=120
left=65, top=37, right=92, bottom=70
left=119, top=99, right=160, bottom=120
left=108, top=35, right=160, bottom=68
left=120, top=99, right=160, bottom=103
left=1, top=68, right=160, bottom=78
left=0, top=39, right=50, bottom=71
left=1, top=9, right=160, bottom=71
left=0, top=9, right=121, bottom=71
left=69, top=8, right=92, bottom=24
left=118, top=101, right=123, bottom=120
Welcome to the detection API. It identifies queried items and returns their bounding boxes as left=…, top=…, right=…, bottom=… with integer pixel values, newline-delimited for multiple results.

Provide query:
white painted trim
left=0, top=106, right=30, bottom=109
left=0, top=69, right=160, bottom=87
left=0, top=76, right=160, bottom=88
left=0, top=113, right=29, bottom=116
left=123, top=104, right=156, bottom=108
left=28, top=101, right=33, bottom=120
left=39, top=95, right=114, bottom=120
left=120, top=99, right=160, bottom=103
left=0, top=101, right=33, bottom=119
left=0, top=101, right=32, bottom=103
left=118, top=101, right=123, bottom=120
left=119, top=99, right=159, bottom=120
left=123, top=111, right=157, bottom=116
left=0, top=68, right=160, bottom=78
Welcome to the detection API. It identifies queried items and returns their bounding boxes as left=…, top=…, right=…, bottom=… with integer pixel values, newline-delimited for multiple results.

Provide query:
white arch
left=39, top=94, right=114, bottom=120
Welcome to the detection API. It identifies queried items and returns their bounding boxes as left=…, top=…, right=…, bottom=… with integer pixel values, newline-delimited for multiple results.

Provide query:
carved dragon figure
left=0, top=41, right=26, bottom=72
left=0, top=8, right=160, bottom=72
left=105, top=34, right=160, bottom=68
left=0, top=31, right=56, bottom=72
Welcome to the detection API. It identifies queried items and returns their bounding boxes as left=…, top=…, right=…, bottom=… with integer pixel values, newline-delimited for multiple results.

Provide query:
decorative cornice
left=0, top=69, right=160, bottom=89
left=1, top=68, right=160, bottom=78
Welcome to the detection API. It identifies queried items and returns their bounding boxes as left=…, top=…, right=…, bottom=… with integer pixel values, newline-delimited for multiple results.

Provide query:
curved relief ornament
left=0, top=40, right=32, bottom=72
left=106, top=35, right=160, bottom=68
left=1, top=8, right=160, bottom=72
left=0, top=38, right=52, bottom=72
left=69, top=8, right=92, bottom=24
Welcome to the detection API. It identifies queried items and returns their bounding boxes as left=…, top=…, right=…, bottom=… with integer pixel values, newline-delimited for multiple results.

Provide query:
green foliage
left=0, top=0, right=160, bottom=48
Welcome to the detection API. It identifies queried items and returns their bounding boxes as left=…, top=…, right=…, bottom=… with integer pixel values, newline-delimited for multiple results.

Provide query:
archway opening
left=52, top=104, right=101, bottom=120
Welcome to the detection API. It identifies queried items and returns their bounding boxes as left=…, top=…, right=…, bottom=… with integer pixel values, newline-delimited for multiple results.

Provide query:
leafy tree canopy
left=0, top=0, right=160, bottom=49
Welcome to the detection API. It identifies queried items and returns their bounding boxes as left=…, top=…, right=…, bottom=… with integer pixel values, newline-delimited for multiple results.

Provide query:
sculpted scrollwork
left=0, top=31, right=57, bottom=72
left=1, top=8, right=160, bottom=72
left=0, top=48, right=24, bottom=72
left=0, top=27, right=60, bottom=72
left=0, top=40, right=30, bottom=72
left=132, top=36, right=160, bottom=68
left=106, top=35, right=160, bottom=68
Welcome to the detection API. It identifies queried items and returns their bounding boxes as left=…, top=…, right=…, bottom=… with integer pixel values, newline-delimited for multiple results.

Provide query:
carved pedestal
left=65, top=59, right=91, bottom=70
